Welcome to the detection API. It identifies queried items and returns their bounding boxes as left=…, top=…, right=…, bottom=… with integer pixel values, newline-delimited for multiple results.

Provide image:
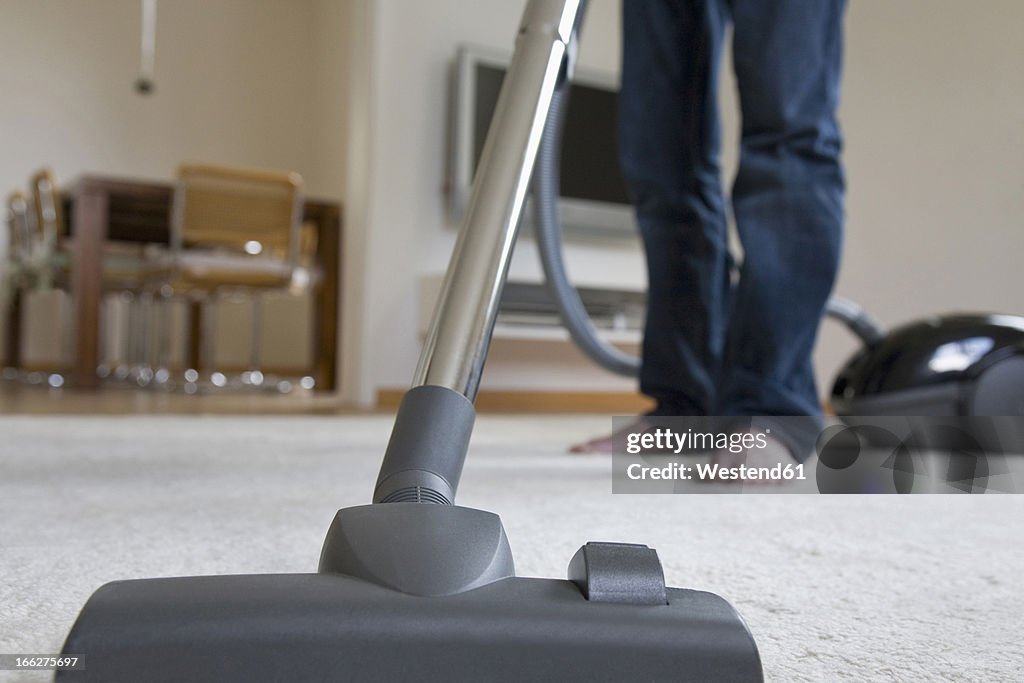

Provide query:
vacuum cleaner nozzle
left=59, top=540, right=762, bottom=682
left=61, top=411, right=765, bottom=683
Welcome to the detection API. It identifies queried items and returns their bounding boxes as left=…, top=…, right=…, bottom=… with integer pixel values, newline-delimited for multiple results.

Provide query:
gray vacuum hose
left=823, top=296, right=886, bottom=345
left=531, top=62, right=887, bottom=378
left=533, top=82, right=641, bottom=377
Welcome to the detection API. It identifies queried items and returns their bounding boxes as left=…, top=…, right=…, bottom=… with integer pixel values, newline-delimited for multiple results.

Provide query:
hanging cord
left=135, top=0, right=157, bottom=94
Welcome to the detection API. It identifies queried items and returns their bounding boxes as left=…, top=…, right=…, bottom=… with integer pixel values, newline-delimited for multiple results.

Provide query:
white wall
left=826, top=0, right=1024, bottom=353
left=0, top=0, right=335, bottom=194
left=347, top=0, right=1024, bottom=405
left=310, top=0, right=353, bottom=200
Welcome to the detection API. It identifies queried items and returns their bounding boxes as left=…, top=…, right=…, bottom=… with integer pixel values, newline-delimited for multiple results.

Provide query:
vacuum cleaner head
left=58, top=503, right=763, bottom=682
left=831, top=313, right=1024, bottom=417
left=58, top=570, right=761, bottom=682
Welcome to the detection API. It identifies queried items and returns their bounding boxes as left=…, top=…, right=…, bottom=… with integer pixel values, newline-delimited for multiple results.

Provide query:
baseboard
left=376, top=388, right=654, bottom=414
left=10, top=363, right=313, bottom=377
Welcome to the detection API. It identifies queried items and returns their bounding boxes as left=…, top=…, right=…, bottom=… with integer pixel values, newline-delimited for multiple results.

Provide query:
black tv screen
left=471, top=63, right=630, bottom=206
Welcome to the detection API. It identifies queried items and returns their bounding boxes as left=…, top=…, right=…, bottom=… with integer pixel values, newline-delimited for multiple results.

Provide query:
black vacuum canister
left=832, top=314, right=1024, bottom=417
left=831, top=314, right=1024, bottom=452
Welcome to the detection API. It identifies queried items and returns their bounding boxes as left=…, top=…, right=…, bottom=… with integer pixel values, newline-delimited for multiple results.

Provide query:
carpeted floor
left=1, top=415, right=1022, bottom=682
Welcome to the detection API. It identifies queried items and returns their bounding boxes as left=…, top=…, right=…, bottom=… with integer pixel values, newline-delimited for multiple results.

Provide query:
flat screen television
left=447, top=44, right=637, bottom=240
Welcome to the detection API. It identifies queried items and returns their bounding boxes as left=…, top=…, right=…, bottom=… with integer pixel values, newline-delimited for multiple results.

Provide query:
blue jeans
left=619, top=0, right=846, bottom=418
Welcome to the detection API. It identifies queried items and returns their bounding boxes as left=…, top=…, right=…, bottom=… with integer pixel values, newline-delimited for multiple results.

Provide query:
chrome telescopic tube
left=412, top=0, right=584, bottom=401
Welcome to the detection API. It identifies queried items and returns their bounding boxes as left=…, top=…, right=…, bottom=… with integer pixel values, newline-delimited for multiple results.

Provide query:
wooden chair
left=154, top=163, right=306, bottom=389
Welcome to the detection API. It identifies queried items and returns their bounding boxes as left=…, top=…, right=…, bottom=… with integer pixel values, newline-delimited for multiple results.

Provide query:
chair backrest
left=171, top=164, right=304, bottom=266
left=5, top=191, right=33, bottom=261
left=29, top=168, right=63, bottom=251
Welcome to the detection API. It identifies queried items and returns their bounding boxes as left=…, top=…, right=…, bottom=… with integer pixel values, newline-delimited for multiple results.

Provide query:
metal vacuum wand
left=372, top=0, right=585, bottom=505
left=413, top=0, right=584, bottom=401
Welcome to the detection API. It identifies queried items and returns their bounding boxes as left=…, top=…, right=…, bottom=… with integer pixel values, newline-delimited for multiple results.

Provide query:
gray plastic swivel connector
left=373, top=385, right=476, bottom=505
left=319, top=503, right=515, bottom=596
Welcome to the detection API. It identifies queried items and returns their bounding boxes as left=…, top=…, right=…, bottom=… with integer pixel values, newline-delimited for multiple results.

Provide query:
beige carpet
left=1, top=415, right=1022, bottom=682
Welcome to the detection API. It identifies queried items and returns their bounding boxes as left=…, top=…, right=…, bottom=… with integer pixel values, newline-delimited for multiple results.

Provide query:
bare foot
left=705, top=432, right=797, bottom=484
left=569, top=417, right=652, bottom=454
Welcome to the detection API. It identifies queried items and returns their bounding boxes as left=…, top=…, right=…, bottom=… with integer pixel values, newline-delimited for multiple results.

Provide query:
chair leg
left=50, top=290, right=72, bottom=388
left=97, top=294, right=112, bottom=379
left=112, top=291, right=134, bottom=381
left=203, top=294, right=227, bottom=389
left=150, top=287, right=174, bottom=387
left=132, top=290, right=155, bottom=386
left=181, top=297, right=201, bottom=387
left=243, top=294, right=265, bottom=386
left=3, top=288, right=23, bottom=380
left=125, top=294, right=138, bottom=377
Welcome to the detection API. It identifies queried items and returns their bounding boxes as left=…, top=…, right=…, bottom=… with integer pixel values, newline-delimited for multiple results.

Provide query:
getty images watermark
left=610, top=416, right=1024, bottom=494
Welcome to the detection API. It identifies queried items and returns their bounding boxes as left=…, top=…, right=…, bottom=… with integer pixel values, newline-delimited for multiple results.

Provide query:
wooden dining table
left=4, top=174, right=341, bottom=392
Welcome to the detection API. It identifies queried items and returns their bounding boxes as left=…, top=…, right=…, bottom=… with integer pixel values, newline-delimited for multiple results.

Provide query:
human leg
left=619, top=0, right=732, bottom=417
left=719, top=0, right=847, bottom=418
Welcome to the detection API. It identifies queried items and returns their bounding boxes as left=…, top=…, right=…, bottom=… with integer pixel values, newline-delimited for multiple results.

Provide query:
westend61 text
left=626, top=462, right=806, bottom=482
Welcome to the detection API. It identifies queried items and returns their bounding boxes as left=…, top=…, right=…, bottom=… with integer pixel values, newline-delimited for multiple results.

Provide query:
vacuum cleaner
left=828, top=313, right=1024, bottom=454
left=829, top=314, right=1024, bottom=418
left=57, top=1, right=763, bottom=680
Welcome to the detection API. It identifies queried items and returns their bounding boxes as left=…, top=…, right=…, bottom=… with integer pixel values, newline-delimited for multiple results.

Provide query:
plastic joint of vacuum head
left=372, top=385, right=477, bottom=505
